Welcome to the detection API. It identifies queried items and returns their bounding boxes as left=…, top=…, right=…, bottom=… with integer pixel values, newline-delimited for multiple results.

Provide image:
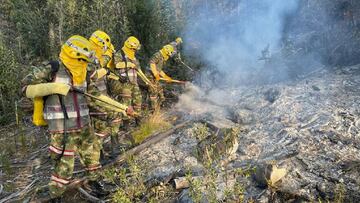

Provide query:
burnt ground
left=170, top=64, right=360, bottom=202
left=1, top=64, right=360, bottom=202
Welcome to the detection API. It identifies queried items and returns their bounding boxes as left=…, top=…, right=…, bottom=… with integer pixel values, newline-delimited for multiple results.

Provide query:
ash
left=138, top=64, right=360, bottom=202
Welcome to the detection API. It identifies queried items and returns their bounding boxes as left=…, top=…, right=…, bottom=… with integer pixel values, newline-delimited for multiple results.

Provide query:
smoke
left=183, top=0, right=300, bottom=86
left=176, top=0, right=302, bottom=115
left=175, top=0, right=360, bottom=116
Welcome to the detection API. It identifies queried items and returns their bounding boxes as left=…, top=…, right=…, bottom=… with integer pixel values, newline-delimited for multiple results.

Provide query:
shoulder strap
left=120, top=50, right=130, bottom=83
left=55, top=95, right=69, bottom=162
left=48, top=61, right=60, bottom=80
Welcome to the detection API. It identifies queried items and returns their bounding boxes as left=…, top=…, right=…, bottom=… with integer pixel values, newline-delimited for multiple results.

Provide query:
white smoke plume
left=184, top=0, right=300, bottom=86
left=177, top=0, right=300, bottom=114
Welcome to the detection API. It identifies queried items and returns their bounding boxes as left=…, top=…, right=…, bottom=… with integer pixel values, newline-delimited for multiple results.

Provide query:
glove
left=95, top=68, right=109, bottom=79
left=106, top=57, right=115, bottom=69
left=26, top=83, right=71, bottom=99
left=176, top=37, right=183, bottom=44
left=107, top=72, right=128, bottom=83
left=126, top=106, right=135, bottom=117
left=155, top=75, right=161, bottom=81
left=107, top=72, right=119, bottom=80
left=116, top=61, right=136, bottom=69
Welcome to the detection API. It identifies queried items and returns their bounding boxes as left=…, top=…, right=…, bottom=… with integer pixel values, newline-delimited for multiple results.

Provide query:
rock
left=264, top=88, right=281, bottom=103
left=311, top=85, right=320, bottom=91
left=316, top=182, right=336, bottom=200
left=177, top=189, right=194, bottom=203
left=196, top=127, right=240, bottom=165
left=253, top=163, right=287, bottom=188
left=229, top=109, right=255, bottom=125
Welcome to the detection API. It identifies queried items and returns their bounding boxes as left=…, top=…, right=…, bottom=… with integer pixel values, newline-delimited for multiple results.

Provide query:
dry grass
left=132, top=110, right=171, bottom=144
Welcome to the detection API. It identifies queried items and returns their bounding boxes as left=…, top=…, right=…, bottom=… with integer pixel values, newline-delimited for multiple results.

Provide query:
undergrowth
left=101, top=155, right=176, bottom=202
left=132, top=110, right=171, bottom=144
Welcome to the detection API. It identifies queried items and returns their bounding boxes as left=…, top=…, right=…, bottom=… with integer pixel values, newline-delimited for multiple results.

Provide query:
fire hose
left=71, top=87, right=139, bottom=117
left=159, top=78, right=187, bottom=84
left=177, top=53, right=194, bottom=72
left=107, top=68, right=157, bottom=91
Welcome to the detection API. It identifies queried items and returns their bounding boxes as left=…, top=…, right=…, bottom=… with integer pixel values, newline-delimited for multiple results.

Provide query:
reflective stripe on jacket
left=44, top=66, right=90, bottom=133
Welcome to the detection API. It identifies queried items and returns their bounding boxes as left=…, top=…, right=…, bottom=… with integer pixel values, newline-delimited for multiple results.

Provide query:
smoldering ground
left=183, top=0, right=300, bottom=87
left=177, top=0, right=360, bottom=114
left=177, top=0, right=301, bottom=114
left=171, top=2, right=360, bottom=201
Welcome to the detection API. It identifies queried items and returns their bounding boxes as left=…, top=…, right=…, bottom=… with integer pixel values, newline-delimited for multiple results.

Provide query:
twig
left=0, top=160, right=26, bottom=168
left=29, top=144, right=48, bottom=155
left=0, top=184, right=3, bottom=195
left=0, top=179, right=38, bottom=203
left=6, top=128, right=37, bottom=139
left=0, top=164, right=28, bottom=169
left=255, top=189, right=267, bottom=200
left=78, top=187, right=104, bottom=203
left=111, top=120, right=191, bottom=165
left=67, top=120, right=192, bottom=190
left=34, top=119, right=194, bottom=199
left=15, top=101, right=19, bottom=125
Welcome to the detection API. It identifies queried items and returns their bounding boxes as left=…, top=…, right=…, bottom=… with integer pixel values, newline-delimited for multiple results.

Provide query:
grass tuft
left=132, top=110, right=171, bottom=144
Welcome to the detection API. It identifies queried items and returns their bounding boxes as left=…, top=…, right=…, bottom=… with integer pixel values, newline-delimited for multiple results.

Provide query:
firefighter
left=147, top=37, right=183, bottom=110
left=108, top=36, right=143, bottom=128
left=87, top=30, right=124, bottom=155
left=21, top=35, right=132, bottom=201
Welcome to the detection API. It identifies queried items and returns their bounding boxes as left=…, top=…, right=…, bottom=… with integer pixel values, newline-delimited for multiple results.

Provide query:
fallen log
left=109, top=120, right=191, bottom=166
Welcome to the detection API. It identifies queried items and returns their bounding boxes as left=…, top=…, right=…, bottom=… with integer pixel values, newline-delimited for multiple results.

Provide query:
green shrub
left=0, top=40, right=20, bottom=124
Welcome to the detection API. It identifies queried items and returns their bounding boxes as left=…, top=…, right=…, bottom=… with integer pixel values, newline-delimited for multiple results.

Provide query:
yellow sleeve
left=116, top=62, right=127, bottom=69
left=150, top=63, right=161, bottom=81
left=159, top=71, right=172, bottom=81
left=116, top=61, right=136, bottom=69
left=95, top=68, right=108, bottom=79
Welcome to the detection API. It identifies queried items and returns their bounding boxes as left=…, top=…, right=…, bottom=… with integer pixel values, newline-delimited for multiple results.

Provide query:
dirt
left=141, top=64, right=360, bottom=202
left=2, top=64, right=360, bottom=202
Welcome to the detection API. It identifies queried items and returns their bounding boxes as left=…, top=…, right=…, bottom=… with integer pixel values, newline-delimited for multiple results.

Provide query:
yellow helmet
left=89, top=30, right=113, bottom=52
left=124, top=36, right=141, bottom=50
left=162, top=44, right=176, bottom=57
left=175, top=37, right=183, bottom=44
left=60, top=35, right=96, bottom=63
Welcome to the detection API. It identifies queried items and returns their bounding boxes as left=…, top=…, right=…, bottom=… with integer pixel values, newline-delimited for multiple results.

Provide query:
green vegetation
left=0, top=0, right=187, bottom=125
left=102, top=156, right=147, bottom=202
left=191, top=123, right=211, bottom=141
left=185, top=170, right=203, bottom=203
left=334, top=183, right=345, bottom=203
left=0, top=39, right=20, bottom=124
left=132, top=110, right=171, bottom=144
left=101, top=155, right=175, bottom=202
